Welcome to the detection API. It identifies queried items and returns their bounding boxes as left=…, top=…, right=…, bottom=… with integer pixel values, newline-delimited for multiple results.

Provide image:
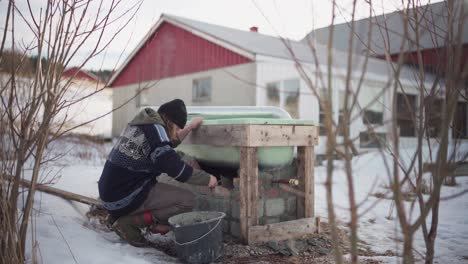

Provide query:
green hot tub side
left=177, top=112, right=315, bottom=169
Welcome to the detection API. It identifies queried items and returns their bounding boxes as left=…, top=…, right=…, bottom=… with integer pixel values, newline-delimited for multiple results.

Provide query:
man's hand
left=177, top=117, right=204, bottom=142
left=207, top=175, right=217, bottom=188
left=189, top=117, right=204, bottom=130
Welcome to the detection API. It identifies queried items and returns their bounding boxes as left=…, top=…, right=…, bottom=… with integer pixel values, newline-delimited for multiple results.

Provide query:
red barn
left=62, top=67, right=101, bottom=83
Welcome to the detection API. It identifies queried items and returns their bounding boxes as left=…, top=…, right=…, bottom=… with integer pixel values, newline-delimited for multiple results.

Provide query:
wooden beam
left=183, top=124, right=318, bottom=147
left=4, top=175, right=101, bottom=207
left=297, top=146, right=314, bottom=218
left=248, top=217, right=318, bottom=245
left=239, top=147, right=258, bottom=243
left=183, top=124, right=248, bottom=146
left=248, top=125, right=317, bottom=147
left=248, top=148, right=259, bottom=228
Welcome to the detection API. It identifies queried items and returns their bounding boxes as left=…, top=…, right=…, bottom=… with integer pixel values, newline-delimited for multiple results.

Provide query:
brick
left=265, top=198, right=286, bottom=217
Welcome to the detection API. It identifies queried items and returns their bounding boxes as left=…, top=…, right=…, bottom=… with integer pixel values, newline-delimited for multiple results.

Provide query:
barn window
left=396, top=93, right=417, bottom=137
left=193, top=77, right=212, bottom=102
left=283, top=79, right=300, bottom=118
left=453, top=102, right=467, bottom=138
left=266, top=82, right=280, bottom=107
left=135, top=87, right=149, bottom=107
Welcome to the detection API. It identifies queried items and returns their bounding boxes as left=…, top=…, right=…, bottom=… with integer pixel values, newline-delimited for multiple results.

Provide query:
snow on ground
left=24, top=139, right=468, bottom=263
left=315, top=148, right=468, bottom=263
left=24, top=140, right=179, bottom=264
left=54, top=80, right=113, bottom=139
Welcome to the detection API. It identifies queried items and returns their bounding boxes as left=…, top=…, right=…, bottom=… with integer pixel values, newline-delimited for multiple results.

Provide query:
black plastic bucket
left=168, top=211, right=226, bottom=263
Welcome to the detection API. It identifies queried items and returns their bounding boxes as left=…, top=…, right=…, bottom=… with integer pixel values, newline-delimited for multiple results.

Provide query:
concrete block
left=208, top=198, right=230, bottom=214
left=213, top=186, right=231, bottom=198
left=195, top=185, right=212, bottom=195
left=196, top=196, right=210, bottom=210
left=265, top=198, right=286, bottom=217
left=222, top=219, right=229, bottom=233
left=230, top=221, right=240, bottom=238
left=231, top=199, right=264, bottom=220
left=265, top=217, right=281, bottom=224
left=286, top=197, right=297, bottom=215
left=268, top=188, right=280, bottom=198
left=280, top=215, right=296, bottom=222
left=233, top=178, right=240, bottom=189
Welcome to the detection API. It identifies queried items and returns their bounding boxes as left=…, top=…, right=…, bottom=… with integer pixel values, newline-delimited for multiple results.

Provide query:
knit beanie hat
left=157, top=99, right=187, bottom=129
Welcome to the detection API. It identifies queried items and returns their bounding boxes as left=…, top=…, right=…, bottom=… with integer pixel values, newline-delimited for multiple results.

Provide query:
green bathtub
left=176, top=109, right=314, bottom=169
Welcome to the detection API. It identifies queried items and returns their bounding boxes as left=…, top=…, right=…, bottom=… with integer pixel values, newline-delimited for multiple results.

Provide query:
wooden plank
left=183, top=124, right=318, bottom=147
left=248, top=148, right=259, bottom=228
left=297, top=146, right=314, bottom=218
left=248, top=125, right=317, bottom=147
left=296, top=147, right=305, bottom=218
left=248, top=217, right=318, bottom=244
left=239, top=147, right=258, bottom=243
left=4, top=175, right=101, bottom=206
left=183, top=124, right=248, bottom=146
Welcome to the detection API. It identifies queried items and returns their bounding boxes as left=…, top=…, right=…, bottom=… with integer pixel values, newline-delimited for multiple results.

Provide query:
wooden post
left=297, top=146, right=314, bottom=218
left=239, top=146, right=258, bottom=243
left=4, top=174, right=101, bottom=206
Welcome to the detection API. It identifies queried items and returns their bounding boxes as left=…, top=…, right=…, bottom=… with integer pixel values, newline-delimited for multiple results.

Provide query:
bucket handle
left=173, top=218, right=222, bottom=246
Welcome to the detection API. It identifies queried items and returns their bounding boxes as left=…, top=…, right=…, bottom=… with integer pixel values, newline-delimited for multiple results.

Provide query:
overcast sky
left=1, top=0, right=438, bottom=70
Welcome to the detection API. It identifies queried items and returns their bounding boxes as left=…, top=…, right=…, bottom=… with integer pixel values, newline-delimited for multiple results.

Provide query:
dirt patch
left=86, top=207, right=386, bottom=263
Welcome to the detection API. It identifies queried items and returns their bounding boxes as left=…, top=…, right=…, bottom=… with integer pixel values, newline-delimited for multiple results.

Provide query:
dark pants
left=132, top=182, right=195, bottom=224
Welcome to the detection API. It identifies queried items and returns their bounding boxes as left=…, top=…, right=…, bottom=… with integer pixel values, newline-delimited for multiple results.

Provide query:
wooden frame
left=185, top=124, right=319, bottom=244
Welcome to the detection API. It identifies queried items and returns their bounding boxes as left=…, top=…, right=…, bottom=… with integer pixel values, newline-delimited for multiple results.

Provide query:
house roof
left=109, top=13, right=431, bottom=86
left=303, top=0, right=468, bottom=55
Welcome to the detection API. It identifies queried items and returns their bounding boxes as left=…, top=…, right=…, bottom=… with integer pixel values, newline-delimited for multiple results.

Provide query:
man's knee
left=179, top=189, right=195, bottom=210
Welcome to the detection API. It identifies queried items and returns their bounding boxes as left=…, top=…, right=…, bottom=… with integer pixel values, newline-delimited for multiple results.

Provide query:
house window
left=266, top=82, right=280, bottom=107
left=318, top=89, right=329, bottom=135
left=396, top=93, right=417, bottom=137
left=283, top=79, right=300, bottom=118
left=424, top=96, right=443, bottom=138
left=360, top=87, right=385, bottom=125
left=193, top=77, right=212, bottom=102
left=453, top=102, right=467, bottom=138
left=135, top=87, right=149, bottom=107
left=360, top=132, right=386, bottom=148
left=337, top=91, right=346, bottom=136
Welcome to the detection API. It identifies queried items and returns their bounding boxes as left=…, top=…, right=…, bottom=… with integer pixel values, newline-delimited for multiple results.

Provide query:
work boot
left=148, top=223, right=171, bottom=235
left=112, top=211, right=154, bottom=247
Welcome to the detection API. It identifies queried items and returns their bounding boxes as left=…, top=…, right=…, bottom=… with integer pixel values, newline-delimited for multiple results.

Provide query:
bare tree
left=281, top=0, right=466, bottom=263
left=0, top=0, right=142, bottom=262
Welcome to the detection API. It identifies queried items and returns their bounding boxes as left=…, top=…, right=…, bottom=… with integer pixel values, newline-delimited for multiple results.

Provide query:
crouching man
left=98, top=99, right=217, bottom=247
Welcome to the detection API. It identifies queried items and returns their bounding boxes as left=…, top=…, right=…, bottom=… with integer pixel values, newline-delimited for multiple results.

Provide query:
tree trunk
left=402, top=234, right=415, bottom=264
